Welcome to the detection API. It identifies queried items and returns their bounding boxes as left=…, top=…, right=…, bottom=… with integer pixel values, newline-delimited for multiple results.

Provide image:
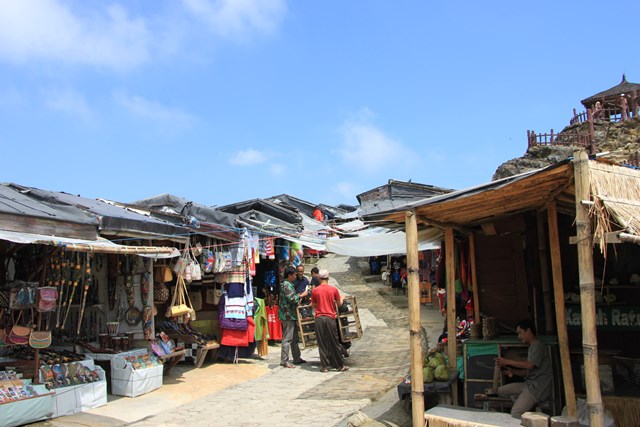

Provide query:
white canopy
left=0, top=229, right=180, bottom=257
left=325, top=227, right=442, bottom=257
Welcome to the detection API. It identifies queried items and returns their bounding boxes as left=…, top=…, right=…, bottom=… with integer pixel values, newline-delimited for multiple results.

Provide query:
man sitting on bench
left=495, top=319, right=552, bottom=419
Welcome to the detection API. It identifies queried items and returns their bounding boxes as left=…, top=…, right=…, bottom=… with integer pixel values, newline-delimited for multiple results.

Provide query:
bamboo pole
left=468, top=234, right=480, bottom=324
left=574, top=150, right=604, bottom=426
left=536, top=211, right=554, bottom=333
left=547, top=201, right=577, bottom=418
left=445, top=227, right=458, bottom=405
left=405, top=210, right=424, bottom=427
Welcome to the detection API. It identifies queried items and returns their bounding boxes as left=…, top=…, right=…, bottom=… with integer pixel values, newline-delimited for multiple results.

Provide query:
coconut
left=427, top=355, right=444, bottom=369
left=423, top=366, right=435, bottom=383
left=434, top=364, right=450, bottom=382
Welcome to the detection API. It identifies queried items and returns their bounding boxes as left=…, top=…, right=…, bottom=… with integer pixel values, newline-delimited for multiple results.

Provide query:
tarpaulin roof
left=129, top=193, right=239, bottom=241
left=0, top=183, right=99, bottom=240
left=5, top=184, right=189, bottom=241
left=217, top=198, right=302, bottom=225
left=0, top=183, right=99, bottom=226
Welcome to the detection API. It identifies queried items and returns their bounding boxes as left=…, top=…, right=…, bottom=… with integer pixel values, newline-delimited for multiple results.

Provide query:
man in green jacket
left=279, top=266, right=309, bottom=368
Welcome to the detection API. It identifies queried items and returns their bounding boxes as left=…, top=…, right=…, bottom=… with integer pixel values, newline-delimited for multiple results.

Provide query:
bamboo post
left=445, top=227, right=458, bottom=405
left=469, top=233, right=480, bottom=324
left=536, top=211, right=554, bottom=334
left=405, top=210, right=424, bottom=427
left=547, top=201, right=577, bottom=417
left=573, top=150, right=604, bottom=426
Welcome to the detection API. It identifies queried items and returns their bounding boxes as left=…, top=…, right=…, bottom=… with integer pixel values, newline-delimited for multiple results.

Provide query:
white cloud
left=229, top=148, right=268, bottom=166
left=114, top=92, right=195, bottom=127
left=44, top=89, right=93, bottom=120
left=338, top=113, right=418, bottom=173
left=0, top=1, right=151, bottom=71
left=181, top=0, right=286, bottom=41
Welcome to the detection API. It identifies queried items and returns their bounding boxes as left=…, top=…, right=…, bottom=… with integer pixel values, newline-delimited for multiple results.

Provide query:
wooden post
left=445, top=227, right=458, bottom=405
left=469, top=234, right=480, bottom=324
left=573, top=150, right=604, bottom=426
left=587, top=109, right=596, bottom=154
left=550, top=129, right=555, bottom=145
left=536, top=211, right=554, bottom=334
left=547, top=201, right=577, bottom=417
left=405, top=210, right=425, bottom=427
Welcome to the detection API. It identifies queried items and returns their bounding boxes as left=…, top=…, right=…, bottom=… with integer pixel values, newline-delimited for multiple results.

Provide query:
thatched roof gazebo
left=581, top=75, right=640, bottom=122
left=581, top=74, right=640, bottom=107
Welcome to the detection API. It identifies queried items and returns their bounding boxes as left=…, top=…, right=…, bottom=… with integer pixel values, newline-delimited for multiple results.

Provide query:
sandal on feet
left=337, top=366, right=349, bottom=372
left=321, top=367, right=330, bottom=373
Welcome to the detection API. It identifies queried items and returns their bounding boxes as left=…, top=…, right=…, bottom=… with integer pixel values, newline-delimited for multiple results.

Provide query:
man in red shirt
left=311, top=269, right=348, bottom=372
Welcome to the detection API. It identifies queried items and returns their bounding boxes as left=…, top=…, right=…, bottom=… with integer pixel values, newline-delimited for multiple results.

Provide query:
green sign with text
left=566, top=306, right=640, bottom=330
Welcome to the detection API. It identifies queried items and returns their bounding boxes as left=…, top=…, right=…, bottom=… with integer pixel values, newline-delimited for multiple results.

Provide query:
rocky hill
left=493, top=117, right=640, bottom=180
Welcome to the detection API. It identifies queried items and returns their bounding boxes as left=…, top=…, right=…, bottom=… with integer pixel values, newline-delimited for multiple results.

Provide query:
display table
left=424, top=404, right=521, bottom=427
left=161, top=330, right=219, bottom=368
left=0, top=383, right=54, bottom=427
left=157, top=349, right=186, bottom=374
left=397, top=371, right=458, bottom=405
left=194, top=342, right=220, bottom=368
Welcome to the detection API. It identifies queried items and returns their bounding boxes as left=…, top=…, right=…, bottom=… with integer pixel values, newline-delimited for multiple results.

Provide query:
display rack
left=335, top=296, right=362, bottom=342
left=296, top=303, right=317, bottom=348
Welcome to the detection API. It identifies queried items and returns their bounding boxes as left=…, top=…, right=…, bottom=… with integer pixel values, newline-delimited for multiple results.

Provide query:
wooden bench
left=161, top=330, right=219, bottom=368
left=158, top=348, right=186, bottom=374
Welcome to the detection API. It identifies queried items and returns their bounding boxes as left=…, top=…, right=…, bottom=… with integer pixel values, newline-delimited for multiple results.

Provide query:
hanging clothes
left=265, top=303, right=282, bottom=341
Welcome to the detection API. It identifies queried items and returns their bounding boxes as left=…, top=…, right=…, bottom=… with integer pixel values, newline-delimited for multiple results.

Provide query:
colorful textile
left=266, top=305, right=282, bottom=340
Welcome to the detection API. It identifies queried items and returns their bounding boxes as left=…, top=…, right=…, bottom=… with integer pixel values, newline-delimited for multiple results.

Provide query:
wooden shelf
left=335, top=296, right=362, bottom=342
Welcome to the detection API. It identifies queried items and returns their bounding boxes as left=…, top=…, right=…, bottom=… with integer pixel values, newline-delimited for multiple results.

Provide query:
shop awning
left=0, top=229, right=179, bottom=257
left=325, top=227, right=442, bottom=257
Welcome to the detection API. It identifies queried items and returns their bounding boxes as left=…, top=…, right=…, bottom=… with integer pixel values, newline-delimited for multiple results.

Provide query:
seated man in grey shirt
left=496, top=319, right=553, bottom=419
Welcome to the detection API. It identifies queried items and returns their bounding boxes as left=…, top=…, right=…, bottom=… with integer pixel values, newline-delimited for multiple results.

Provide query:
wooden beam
left=468, top=233, right=480, bottom=324
left=547, top=201, right=577, bottom=418
left=405, top=210, right=424, bottom=427
left=445, top=227, right=458, bottom=405
left=574, top=150, right=604, bottom=426
left=536, top=211, right=554, bottom=334
left=417, top=215, right=473, bottom=234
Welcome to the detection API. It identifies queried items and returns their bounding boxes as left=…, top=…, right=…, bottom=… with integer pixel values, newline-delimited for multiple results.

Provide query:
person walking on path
left=311, top=269, right=349, bottom=372
left=495, top=319, right=553, bottom=419
left=279, top=266, right=308, bottom=368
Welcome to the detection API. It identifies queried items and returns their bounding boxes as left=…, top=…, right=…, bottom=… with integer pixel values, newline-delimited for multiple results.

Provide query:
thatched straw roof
left=590, top=161, right=640, bottom=247
left=581, top=75, right=640, bottom=107
left=365, top=155, right=640, bottom=248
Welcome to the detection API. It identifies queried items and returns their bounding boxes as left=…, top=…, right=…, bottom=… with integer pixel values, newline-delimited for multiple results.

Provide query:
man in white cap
left=311, top=269, right=348, bottom=372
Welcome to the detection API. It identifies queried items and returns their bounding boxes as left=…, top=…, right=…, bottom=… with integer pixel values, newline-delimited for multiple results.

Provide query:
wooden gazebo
left=581, top=75, right=640, bottom=120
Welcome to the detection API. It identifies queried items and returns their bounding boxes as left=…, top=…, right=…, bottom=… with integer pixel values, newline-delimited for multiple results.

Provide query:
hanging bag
left=29, top=331, right=52, bottom=349
left=36, top=287, right=58, bottom=312
left=153, top=281, right=170, bottom=303
left=9, top=311, right=31, bottom=345
left=167, top=274, right=191, bottom=318
left=190, top=248, right=202, bottom=281
left=154, top=263, right=173, bottom=283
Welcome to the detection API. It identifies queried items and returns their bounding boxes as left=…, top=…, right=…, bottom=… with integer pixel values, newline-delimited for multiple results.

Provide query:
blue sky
left=1, top=1, right=639, bottom=208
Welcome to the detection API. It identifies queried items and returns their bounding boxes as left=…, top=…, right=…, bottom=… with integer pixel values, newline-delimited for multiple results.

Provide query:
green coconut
left=432, top=352, right=446, bottom=366
left=434, top=364, right=450, bottom=382
left=423, top=366, right=435, bottom=383
left=427, top=355, right=444, bottom=369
